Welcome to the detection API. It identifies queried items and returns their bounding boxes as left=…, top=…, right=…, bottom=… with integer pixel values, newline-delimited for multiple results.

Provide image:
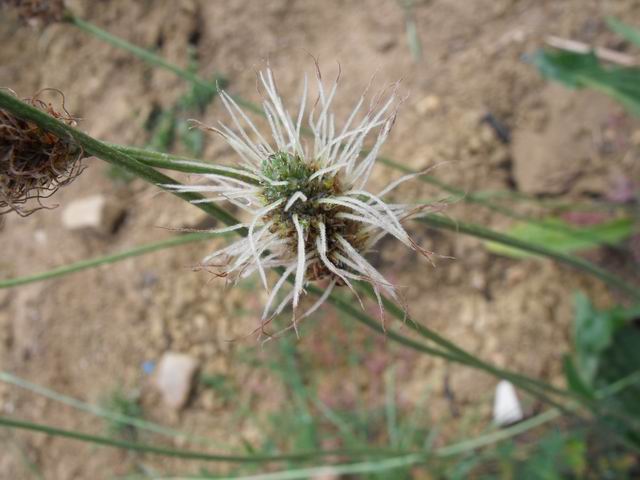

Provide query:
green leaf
left=531, top=49, right=640, bottom=117
left=594, top=325, right=640, bottom=446
left=571, top=294, right=640, bottom=445
left=574, top=293, right=614, bottom=385
left=485, top=217, right=633, bottom=259
left=606, top=17, right=640, bottom=48
left=531, top=49, right=601, bottom=89
left=563, top=354, right=595, bottom=400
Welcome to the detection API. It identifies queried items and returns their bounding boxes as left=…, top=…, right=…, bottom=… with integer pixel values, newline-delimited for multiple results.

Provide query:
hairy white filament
left=167, top=66, right=432, bottom=335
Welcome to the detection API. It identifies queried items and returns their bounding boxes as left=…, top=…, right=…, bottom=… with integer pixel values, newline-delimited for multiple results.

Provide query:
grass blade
left=606, top=17, right=640, bottom=48
left=0, top=232, right=225, bottom=289
left=0, top=372, right=220, bottom=447
left=416, top=214, right=640, bottom=301
left=0, top=416, right=409, bottom=464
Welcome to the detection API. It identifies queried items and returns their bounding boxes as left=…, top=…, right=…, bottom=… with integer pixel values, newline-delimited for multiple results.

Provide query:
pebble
left=415, top=95, right=441, bottom=115
left=61, top=194, right=126, bottom=233
left=493, top=380, right=524, bottom=426
left=61, top=195, right=107, bottom=230
left=153, top=352, right=199, bottom=409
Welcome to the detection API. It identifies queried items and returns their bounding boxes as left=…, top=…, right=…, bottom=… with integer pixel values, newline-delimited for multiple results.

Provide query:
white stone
left=153, top=352, right=199, bottom=409
left=61, top=195, right=107, bottom=230
left=33, top=229, right=47, bottom=245
left=493, top=380, right=523, bottom=426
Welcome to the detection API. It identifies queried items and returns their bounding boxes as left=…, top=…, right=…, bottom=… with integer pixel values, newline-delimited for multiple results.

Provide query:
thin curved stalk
left=65, top=14, right=262, bottom=116
left=353, top=282, right=575, bottom=400
left=0, top=91, right=240, bottom=230
left=378, top=155, right=633, bottom=253
left=416, top=214, right=640, bottom=302
left=64, top=15, right=220, bottom=95
left=0, top=232, right=225, bottom=289
left=0, top=372, right=220, bottom=447
left=108, top=144, right=259, bottom=185
left=316, top=285, right=571, bottom=411
left=0, top=416, right=408, bottom=463
left=95, top=373, right=640, bottom=479
left=115, top=410, right=563, bottom=479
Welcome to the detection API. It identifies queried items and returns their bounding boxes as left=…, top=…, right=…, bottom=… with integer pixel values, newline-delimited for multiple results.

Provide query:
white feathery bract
left=166, top=66, right=431, bottom=333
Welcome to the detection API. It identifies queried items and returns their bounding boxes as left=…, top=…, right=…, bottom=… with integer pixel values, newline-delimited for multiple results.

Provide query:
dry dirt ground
left=1, top=0, right=639, bottom=478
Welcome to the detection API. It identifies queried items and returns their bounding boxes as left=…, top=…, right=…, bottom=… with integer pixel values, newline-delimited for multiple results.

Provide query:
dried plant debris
left=1, top=0, right=66, bottom=27
left=0, top=90, right=84, bottom=217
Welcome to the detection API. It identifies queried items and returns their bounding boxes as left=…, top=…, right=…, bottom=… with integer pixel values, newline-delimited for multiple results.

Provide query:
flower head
left=1, top=90, right=84, bottom=216
left=168, top=67, right=431, bottom=334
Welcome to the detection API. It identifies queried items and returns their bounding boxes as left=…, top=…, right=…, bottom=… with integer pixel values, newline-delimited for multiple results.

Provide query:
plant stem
left=318, top=285, right=571, bottom=411
left=358, top=282, right=574, bottom=399
left=0, top=416, right=406, bottom=463
left=0, top=372, right=220, bottom=447
left=0, top=232, right=225, bottom=289
left=116, top=409, right=564, bottom=480
left=379, top=155, right=632, bottom=253
left=65, top=15, right=218, bottom=94
left=66, top=14, right=262, bottom=116
left=0, top=91, right=240, bottom=230
left=416, top=214, right=640, bottom=302
left=108, top=144, right=259, bottom=185
left=113, top=145, right=636, bottom=286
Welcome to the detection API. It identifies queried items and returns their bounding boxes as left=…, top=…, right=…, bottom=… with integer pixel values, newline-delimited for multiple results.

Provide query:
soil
left=1, top=0, right=639, bottom=478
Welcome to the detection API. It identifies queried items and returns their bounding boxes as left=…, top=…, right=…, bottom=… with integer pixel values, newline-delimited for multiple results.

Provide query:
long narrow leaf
left=0, top=232, right=224, bottom=289
left=0, top=416, right=408, bottom=463
left=607, top=17, right=640, bottom=48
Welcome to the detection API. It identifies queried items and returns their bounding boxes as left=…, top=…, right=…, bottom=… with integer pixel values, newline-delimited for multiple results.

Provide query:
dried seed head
left=167, top=66, right=436, bottom=335
left=2, top=0, right=66, bottom=26
left=0, top=90, right=84, bottom=216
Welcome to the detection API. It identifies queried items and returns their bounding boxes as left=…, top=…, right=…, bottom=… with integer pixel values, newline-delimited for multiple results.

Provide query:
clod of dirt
left=153, top=352, right=199, bottom=410
left=512, top=84, right=617, bottom=195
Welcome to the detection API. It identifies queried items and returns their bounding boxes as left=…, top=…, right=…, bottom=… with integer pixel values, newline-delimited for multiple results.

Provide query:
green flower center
left=259, top=151, right=365, bottom=280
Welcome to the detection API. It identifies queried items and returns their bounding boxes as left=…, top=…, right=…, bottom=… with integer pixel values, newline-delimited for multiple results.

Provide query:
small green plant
left=533, top=18, right=640, bottom=117
left=101, top=388, right=143, bottom=441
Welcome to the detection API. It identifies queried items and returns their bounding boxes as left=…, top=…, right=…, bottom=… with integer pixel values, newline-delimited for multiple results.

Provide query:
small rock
left=511, top=85, right=616, bottom=195
left=61, top=195, right=106, bottom=230
left=310, top=469, right=340, bottom=480
left=493, top=380, right=523, bottom=426
left=61, top=195, right=124, bottom=233
left=153, top=352, right=199, bottom=409
left=415, top=95, right=441, bottom=115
